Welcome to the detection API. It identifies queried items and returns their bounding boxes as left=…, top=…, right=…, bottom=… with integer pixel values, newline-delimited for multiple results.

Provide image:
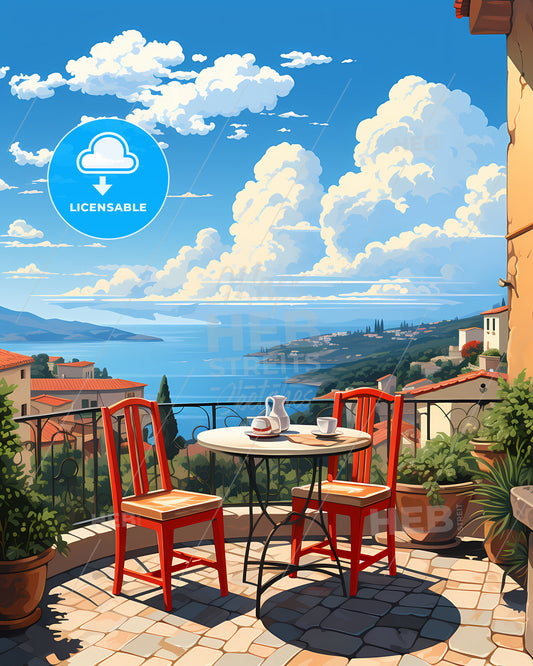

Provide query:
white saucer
left=311, top=428, right=342, bottom=437
left=245, top=430, right=281, bottom=439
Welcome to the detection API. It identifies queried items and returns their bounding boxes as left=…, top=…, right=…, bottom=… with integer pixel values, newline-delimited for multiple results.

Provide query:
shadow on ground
left=260, top=568, right=461, bottom=660
left=0, top=592, right=83, bottom=666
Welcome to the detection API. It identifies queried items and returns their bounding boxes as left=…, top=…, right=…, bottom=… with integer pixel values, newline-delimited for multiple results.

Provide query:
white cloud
left=82, top=242, right=106, bottom=247
left=227, top=128, right=248, bottom=140
left=192, top=54, right=207, bottom=63
left=1, top=240, right=72, bottom=248
left=309, top=75, right=507, bottom=277
left=146, top=228, right=227, bottom=296
left=280, top=51, right=332, bottom=69
left=309, top=122, right=329, bottom=126
left=65, top=30, right=185, bottom=101
left=9, top=72, right=66, bottom=99
left=80, top=115, right=121, bottom=124
left=4, top=263, right=55, bottom=277
left=0, top=178, right=17, bottom=191
left=61, top=266, right=153, bottom=297
left=168, top=70, right=198, bottom=81
left=341, top=59, right=356, bottom=64
left=230, top=123, right=247, bottom=128
left=174, top=142, right=325, bottom=299
left=166, top=192, right=213, bottom=198
left=158, top=141, right=169, bottom=150
left=277, top=127, right=291, bottom=133
left=278, top=111, right=308, bottom=118
left=18, top=189, right=43, bottom=195
left=126, top=53, right=293, bottom=135
left=7, top=219, right=43, bottom=239
left=32, top=178, right=47, bottom=183
left=9, top=142, right=53, bottom=167
left=0, top=66, right=9, bottom=79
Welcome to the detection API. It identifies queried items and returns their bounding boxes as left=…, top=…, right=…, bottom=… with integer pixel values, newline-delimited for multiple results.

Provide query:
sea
left=5, top=321, right=341, bottom=438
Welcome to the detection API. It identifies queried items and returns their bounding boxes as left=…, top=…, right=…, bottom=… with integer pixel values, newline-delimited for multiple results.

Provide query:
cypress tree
left=156, top=375, right=183, bottom=459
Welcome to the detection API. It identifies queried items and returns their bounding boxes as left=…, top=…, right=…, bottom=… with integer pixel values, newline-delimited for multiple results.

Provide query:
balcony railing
left=14, top=397, right=499, bottom=527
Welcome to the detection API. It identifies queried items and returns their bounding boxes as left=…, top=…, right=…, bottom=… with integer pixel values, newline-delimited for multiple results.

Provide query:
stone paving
left=0, top=537, right=532, bottom=665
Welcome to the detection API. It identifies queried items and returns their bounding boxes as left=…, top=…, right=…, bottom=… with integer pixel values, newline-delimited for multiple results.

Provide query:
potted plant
left=395, top=431, right=479, bottom=546
left=472, top=448, right=533, bottom=566
left=478, top=348, right=501, bottom=373
left=0, top=379, right=69, bottom=630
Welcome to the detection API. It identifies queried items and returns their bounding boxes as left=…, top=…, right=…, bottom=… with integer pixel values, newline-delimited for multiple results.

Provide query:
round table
left=197, top=424, right=371, bottom=616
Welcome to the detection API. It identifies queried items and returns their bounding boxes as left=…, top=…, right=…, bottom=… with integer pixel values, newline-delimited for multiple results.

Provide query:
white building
left=55, top=361, right=95, bottom=379
left=458, top=327, right=484, bottom=348
left=481, top=305, right=509, bottom=355
left=0, top=349, right=33, bottom=418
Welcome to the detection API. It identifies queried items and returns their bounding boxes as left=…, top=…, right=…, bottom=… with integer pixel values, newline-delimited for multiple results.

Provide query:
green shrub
left=397, top=431, right=479, bottom=505
left=482, top=348, right=501, bottom=357
left=0, top=379, right=69, bottom=560
left=479, top=370, right=533, bottom=464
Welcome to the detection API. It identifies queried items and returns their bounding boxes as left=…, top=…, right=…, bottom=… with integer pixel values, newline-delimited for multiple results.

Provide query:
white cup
left=317, top=417, right=338, bottom=434
left=251, top=416, right=272, bottom=435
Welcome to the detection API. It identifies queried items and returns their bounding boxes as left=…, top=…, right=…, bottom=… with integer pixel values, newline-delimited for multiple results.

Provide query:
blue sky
left=0, top=0, right=508, bottom=328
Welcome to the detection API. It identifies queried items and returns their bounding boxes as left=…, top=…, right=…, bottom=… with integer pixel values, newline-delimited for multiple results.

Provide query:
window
left=91, top=400, right=97, bottom=407
left=486, top=318, right=490, bottom=331
left=493, top=318, right=496, bottom=331
left=81, top=399, right=89, bottom=408
left=126, top=392, right=135, bottom=398
left=20, top=369, right=25, bottom=379
left=21, top=404, right=27, bottom=416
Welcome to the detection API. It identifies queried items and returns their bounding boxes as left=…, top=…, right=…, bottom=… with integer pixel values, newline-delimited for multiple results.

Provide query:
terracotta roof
left=377, top=374, right=393, bottom=382
left=31, top=378, right=146, bottom=392
left=480, top=305, right=508, bottom=316
left=0, top=349, right=34, bottom=370
left=55, top=361, right=94, bottom=367
left=405, top=370, right=507, bottom=396
left=373, top=420, right=419, bottom=445
left=48, top=356, right=62, bottom=363
left=32, top=394, right=74, bottom=406
left=459, top=327, right=483, bottom=331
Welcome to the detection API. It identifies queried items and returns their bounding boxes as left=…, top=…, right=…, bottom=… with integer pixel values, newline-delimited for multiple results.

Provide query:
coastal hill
left=0, top=306, right=162, bottom=343
left=261, top=314, right=485, bottom=393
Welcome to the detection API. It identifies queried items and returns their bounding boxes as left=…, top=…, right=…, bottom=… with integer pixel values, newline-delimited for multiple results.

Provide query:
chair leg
left=349, top=510, right=364, bottom=596
left=156, top=524, right=175, bottom=612
left=212, top=510, right=228, bottom=596
left=387, top=506, right=397, bottom=577
left=290, top=497, right=306, bottom=578
left=328, top=512, right=337, bottom=561
left=113, top=519, right=127, bottom=595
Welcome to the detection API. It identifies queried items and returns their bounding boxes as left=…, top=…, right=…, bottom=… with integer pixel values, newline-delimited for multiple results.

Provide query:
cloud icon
left=77, top=133, right=139, bottom=174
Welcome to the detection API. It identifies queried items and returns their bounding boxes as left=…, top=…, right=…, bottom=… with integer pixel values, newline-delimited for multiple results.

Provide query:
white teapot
left=265, top=395, right=290, bottom=431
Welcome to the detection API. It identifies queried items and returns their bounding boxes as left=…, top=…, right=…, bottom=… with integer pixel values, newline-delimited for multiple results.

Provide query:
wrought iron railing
left=14, top=397, right=499, bottom=526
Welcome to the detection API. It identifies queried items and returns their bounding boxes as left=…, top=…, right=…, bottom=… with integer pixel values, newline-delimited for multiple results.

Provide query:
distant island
left=0, top=306, right=163, bottom=343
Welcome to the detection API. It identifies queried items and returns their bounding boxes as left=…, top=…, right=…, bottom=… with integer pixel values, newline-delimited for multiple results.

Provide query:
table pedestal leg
left=244, top=455, right=347, bottom=618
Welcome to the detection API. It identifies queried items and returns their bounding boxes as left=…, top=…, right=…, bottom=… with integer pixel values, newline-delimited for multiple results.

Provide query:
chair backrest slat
left=102, top=398, right=172, bottom=510
left=329, top=387, right=404, bottom=488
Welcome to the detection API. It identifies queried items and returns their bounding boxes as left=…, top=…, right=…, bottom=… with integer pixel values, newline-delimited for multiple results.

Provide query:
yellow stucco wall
left=507, top=0, right=533, bottom=380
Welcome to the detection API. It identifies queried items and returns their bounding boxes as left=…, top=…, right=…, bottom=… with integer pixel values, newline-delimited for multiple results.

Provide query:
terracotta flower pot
left=396, top=481, right=476, bottom=546
left=0, top=546, right=56, bottom=630
left=483, top=520, right=518, bottom=564
left=470, top=438, right=506, bottom=473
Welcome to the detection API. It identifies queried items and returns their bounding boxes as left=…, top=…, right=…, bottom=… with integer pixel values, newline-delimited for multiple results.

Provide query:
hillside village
left=0, top=351, right=146, bottom=421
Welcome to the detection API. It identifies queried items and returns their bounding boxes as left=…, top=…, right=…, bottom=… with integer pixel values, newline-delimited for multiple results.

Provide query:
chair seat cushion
left=291, top=480, right=391, bottom=508
left=121, top=489, right=222, bottom=521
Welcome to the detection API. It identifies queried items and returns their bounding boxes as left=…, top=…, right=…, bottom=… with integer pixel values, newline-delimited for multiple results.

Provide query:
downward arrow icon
left=93, top=176, right=112, bottom=196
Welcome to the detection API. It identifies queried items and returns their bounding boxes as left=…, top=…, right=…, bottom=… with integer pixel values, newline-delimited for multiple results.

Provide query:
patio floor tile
left=2, top=538, right=531, bottom=664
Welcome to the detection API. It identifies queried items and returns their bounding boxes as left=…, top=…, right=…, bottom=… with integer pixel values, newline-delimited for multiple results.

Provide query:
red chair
left=102, top=397, right=228, bottom=611
left=290, top=388, right=404, bottom=595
